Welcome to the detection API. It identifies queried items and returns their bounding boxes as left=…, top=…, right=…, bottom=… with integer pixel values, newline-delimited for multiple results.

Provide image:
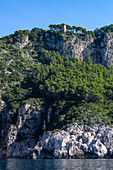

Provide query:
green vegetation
left=1, top=24, right=113, bottom=131
left=49, top=23, right=95, bottom=37
left=94, top=24, right=113, bottom=38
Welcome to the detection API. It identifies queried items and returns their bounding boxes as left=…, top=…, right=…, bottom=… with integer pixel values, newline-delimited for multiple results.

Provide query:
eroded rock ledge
left=33, top=124, right=113, bottom=159
left=3, top=103, right=113, bottom=159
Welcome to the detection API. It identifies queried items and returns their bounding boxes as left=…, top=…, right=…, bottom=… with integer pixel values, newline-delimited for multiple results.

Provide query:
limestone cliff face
left=33, top=124, right=113, bottom=159
left=44, top=32, right=113, bottom=67
left=12, top=31, right=113, bottom=67
left=0, top=101, right=113, bottom=159
left=100, top=33, right=113, bottom=66
left=44, top=32, right=94, bottom=61
left=0, top=103, right=47, bottom=158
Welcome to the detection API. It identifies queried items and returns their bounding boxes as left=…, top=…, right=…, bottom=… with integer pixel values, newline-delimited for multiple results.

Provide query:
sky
left=0, top=0, right=113, bottom=37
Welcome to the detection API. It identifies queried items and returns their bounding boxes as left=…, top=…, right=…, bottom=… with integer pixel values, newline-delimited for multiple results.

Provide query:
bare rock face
left=44, top=32, right=113, bottom=67
left=45, top=33, right=94, bottom=61
left=3, top=102, right=113, bottom=160
left=7, top=125, right=17, bottom=146
left=100, top=33, right=113, bottom=66
left=34, top=124, right=113, bottom=159
left=0, top=97, right=8, bottom=158
left=1, top=104, right=113, bottom=159
left=88, top=139, right=107, bottom=158
left=6, top=104, right=43, bottom=158
left=7, top=139, right=36, bottom=158
left=2, top=115, right=113, bottom=159
left=15, top=36, right=29, bottom=49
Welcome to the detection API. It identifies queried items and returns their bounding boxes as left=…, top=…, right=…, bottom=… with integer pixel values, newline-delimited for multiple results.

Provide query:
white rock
left=89, top=139, right=107, bottom=157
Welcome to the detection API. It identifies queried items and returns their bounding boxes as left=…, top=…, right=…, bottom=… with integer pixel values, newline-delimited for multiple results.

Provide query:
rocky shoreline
left=1, top=104, right=113, bottom=159
left=33, top=123, right=113, bottom=159
left=7, top=123, right=113, bottom=159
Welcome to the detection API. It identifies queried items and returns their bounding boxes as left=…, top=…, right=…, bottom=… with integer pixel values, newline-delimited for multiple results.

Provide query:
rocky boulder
left=34, top=124, right=113, bottom=159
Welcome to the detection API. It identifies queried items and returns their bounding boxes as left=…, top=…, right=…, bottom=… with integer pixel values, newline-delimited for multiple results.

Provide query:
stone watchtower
left=62, top=24, right=66, bottom=33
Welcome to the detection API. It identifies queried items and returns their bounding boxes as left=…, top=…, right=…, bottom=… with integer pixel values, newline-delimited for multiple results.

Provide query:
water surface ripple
left=0, top=159, right=113, bottom=170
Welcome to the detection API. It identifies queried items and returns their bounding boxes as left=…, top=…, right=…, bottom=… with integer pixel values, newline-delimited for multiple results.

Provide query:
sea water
left=0, top=159, right=113, bottom=170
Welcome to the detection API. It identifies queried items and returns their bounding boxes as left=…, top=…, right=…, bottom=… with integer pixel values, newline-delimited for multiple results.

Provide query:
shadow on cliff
left=82, top=36, right=107, bottom=66
left=0, top=97, right=9, bottom=157
left=6, top=81, right=87, bottom=158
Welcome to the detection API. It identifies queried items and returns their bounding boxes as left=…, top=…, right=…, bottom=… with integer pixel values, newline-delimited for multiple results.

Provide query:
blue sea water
left=0, top=159, right=113, bottom=170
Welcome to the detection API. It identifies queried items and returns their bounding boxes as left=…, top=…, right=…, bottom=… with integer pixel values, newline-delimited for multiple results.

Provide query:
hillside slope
left=0, top=24, right=113, bottom=158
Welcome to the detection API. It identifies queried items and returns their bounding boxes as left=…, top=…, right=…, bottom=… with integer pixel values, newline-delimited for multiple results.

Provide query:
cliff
left=34, top=123, right=113, bottom=159
left=43, top=31, right=113, bottom=67
left=1, top=25, right=113, bottom=67
left=0, top=24, right=113, bottom=159
left=1, top=103, right=113, bottom=159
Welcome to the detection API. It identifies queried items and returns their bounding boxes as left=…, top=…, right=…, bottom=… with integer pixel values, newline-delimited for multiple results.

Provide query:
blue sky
left=0, top=0, right=113, bottom=37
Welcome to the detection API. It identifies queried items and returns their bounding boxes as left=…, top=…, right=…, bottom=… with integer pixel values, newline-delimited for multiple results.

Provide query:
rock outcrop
left=6, top=104, right=42, bottom=158
left=44, top=32, right=94, bottom=61
left=0, top=103, right=45, bottom=158
left=1, top=28, right=113, bottom=159
left=44, top=32, right=113, bottom=67
left=12, top=30, right=113, bottom=67
left=33, top=124, right=113, bottom=159
left=15, top=36, right=29, bottom=49
left=1, top=102, right=113, bottom=159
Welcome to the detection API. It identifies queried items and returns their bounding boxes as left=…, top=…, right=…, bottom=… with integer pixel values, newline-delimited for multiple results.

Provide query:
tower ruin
left=62, top=24, right=66, bottom=33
